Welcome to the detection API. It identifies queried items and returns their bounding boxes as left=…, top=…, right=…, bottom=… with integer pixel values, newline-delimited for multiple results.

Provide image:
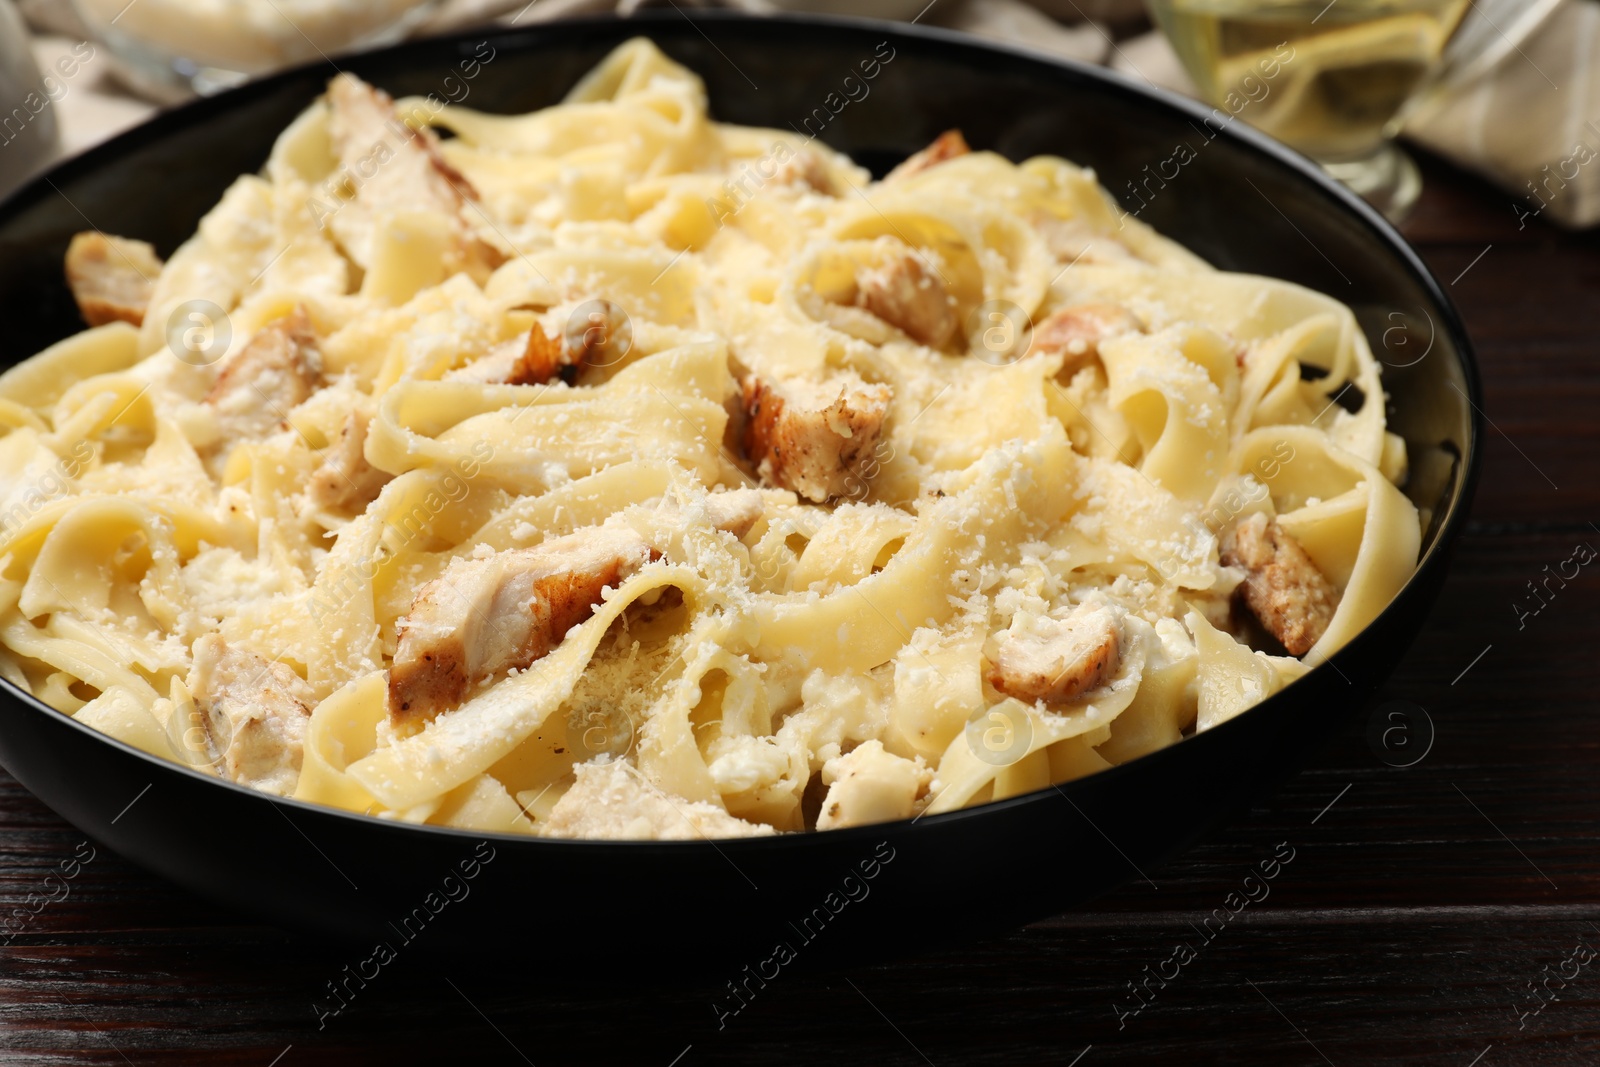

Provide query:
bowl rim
left=0, top=10, right=1484, bottom=853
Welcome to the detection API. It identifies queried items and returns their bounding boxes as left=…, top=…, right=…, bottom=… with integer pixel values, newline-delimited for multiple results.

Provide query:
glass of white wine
left=1143, top=0, right=1563, bottom=220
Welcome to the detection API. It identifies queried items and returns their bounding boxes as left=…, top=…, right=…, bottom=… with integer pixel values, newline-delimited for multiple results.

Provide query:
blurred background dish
left=11, top=0, right=1587, bottom=227
left=64, top=0, right=447, bottom=101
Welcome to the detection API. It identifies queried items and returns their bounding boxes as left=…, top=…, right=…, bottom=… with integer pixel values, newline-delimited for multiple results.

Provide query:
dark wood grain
left=1, top=143, right=1596, bottom=1066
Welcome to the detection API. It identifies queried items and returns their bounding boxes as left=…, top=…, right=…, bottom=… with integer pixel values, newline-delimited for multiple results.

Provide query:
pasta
left=2, top=39, right=1420, bottom=839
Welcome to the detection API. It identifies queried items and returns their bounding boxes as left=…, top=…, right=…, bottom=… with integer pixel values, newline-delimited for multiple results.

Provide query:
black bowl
left=0, top=13, right=1479, bottom=970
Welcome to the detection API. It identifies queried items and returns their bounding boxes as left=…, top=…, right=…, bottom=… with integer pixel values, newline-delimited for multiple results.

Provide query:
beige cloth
left=1405, top=0, right=1600, bottom=229
left=16, top=0, right=1599, bottom=227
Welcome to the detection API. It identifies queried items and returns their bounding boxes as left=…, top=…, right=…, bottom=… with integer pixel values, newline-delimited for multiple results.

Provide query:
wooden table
left=0, top=150, right=1593, bottom=1066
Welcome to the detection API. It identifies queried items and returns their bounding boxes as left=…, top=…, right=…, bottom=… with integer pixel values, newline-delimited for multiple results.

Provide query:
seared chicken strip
left=205, top=307, right=323, bottom=445
left=1221, top=513, right=1339, bottom=656
left=772, top=148, right=838, bottom=195
left=815, top=740, right=930, bottom=831
left=1031, top=212, right=1142, bottom=268
left=389, top=495, right=765, bottom=726
left=188, top=634, right=312, bottom=796
left=560, top=298, right=632, bottom=377
left=855, top=247, right=958, bottom=349
left=884, top=129, right=970, bottom=182
left=389, top=526, right=658, bottom=726
left=325, top=74, right=500, bottom=274
left=448, top=303, right=629, bottom=387
left=308, top=411, right=390, bottom=512
left=988, top=601, right=1123, bottom=704
left=741, top=372, right=893, bottom=503
left=444, top=340, right=525, bottom=385
left=1030, top=303, right=1142, bottom=374
left=64, top=232, right=163, bottom=328
left=445, top=325, right=565, bottom=386
left=697, top=487, right=764, bottom=539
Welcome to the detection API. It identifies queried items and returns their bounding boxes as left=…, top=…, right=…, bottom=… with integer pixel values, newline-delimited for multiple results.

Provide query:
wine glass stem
left=1319, top=141, right=1423, bottom=224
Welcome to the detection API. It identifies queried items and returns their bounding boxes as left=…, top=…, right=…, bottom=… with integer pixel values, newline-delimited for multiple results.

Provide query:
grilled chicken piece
left=324, top=73, right=499, bottom=273
left=389, top=527, right=659, bottom=726
left=1032, top=212, right=1141, bottom=268
left=448, top=304, right=628, bottom=387
left=855, top=247, right=959, bottom=349
left=205, top=307, right=323, bottom=444
left=308, top=411, right=389, bottom=512
left=542, top=760, right=775, bottom=840
left=1221, top=513, right=1339, bottom=656
left=740, top=372, right=893, bottom=503
left=326, top=72, right=470, bottom=215
left=63, top=232, right=163, bottom=328
left=772, top=148, right=837, bottom=195
left=815, top=740, right=931, bottom=831
left=388, top=494, right=767, bottom=725
left=560, top=299, right=632, bottom=376
left=1031, top=303, right=1142, bottom=373
left=445, top=323, right=566, bottom=386
left=988, top=601, right=1123, bottom=705
left=188, top=634, right=312, bottom=796
left=444, top=340, right=524, bottom=385
left=884, top=129, right=970, bottom=182
left=699, top=488, right=764, bottom=539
